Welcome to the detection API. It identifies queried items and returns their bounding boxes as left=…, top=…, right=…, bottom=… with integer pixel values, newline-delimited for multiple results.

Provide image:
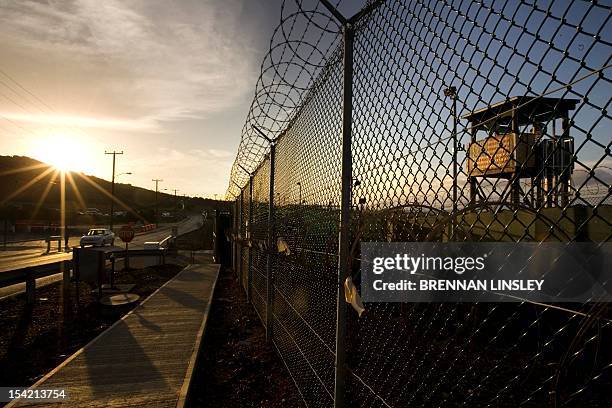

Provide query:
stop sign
left=118, top=225, right=135, bottom=243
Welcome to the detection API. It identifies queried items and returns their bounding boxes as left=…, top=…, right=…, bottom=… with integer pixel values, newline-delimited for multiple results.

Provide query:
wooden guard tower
left=462, top=96, right=579, bottom=208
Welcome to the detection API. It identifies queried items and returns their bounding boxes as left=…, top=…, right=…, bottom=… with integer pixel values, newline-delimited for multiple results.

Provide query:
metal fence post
left=334, top=20, right=354, bottom=408
left=247, top=175, right=254, bottom=302
left=239, top=190, right=243, bottom=282
left=319, top=1, right=365, bottom=405
left=232, top=199, right=237, bottom=272
left=232, top=197, right=238, bottom=273
left=266, top=142, right=276, bottom=341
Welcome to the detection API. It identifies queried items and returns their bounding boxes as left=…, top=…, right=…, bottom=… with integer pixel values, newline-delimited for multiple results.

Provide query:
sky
left=0, top=0, right=284, bottom=198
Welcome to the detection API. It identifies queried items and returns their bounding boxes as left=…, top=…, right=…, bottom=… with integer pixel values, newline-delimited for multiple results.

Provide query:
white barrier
left=143, top=242, right=161, bottom=267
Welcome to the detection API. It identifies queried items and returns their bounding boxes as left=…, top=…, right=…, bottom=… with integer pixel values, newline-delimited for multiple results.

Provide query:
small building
left=462, top=96, right=579, bottom=208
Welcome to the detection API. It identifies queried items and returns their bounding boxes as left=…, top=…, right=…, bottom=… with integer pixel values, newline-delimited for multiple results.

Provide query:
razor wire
left=225, top=0, right=343, bottom=198
left=227, top=0, right=612, bottom=407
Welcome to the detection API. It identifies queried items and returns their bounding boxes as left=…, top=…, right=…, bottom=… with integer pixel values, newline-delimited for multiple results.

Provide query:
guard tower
left=462, top=96, right=579, bottom=208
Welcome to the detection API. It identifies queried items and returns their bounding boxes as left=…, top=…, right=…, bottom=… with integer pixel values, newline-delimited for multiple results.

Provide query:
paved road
left=0, top=216, right=201, bottom=271
left=0, top=215, right=203, bottom=299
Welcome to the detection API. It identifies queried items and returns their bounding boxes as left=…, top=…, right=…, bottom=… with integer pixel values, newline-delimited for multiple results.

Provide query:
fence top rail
left=0, top=258, right=72, bottom=287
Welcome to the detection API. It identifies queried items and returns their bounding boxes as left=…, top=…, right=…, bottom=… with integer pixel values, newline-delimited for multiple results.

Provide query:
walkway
left=8, top=263, right=219, bottom=408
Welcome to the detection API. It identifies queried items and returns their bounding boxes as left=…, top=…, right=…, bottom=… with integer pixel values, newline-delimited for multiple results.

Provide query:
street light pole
left=152, top=179, right=163, bottom=226
left=105, top=150, right=124, bottom=231
left=49, top=179, right=68, bottom=251
left=60, top=172, right=66, bottom=251
left=114, top=172, right=132, bottom=223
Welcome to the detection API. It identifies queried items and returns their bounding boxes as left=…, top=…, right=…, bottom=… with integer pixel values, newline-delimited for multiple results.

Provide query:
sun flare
left=30, top=134, right=94, bottom=173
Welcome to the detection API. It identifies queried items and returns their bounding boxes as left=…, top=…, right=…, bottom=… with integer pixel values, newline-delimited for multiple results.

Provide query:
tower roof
left=462, top=96, right=579, bottom=132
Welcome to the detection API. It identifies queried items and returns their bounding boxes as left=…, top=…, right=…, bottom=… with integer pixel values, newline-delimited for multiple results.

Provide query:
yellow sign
left=467, top=133, right=536, bottom=177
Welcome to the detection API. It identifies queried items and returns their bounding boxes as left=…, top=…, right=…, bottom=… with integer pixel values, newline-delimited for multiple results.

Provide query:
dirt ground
left=188, top=266, right=305, bottom=408
left=0, top=263, right=182, bottom=391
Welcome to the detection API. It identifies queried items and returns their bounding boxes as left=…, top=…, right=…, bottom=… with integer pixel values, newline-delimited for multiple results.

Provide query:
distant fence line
left=227, top=0, right=611, bottom=406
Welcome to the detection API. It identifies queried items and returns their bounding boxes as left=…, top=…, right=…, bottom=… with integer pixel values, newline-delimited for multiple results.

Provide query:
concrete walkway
left=8, top=263, right=220, bottom=408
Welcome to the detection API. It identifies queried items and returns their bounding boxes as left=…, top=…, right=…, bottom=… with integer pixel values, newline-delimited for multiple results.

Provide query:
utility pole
left=105, top=150, right=123, bottom=231
left=172, top=189, right=179, bottom=215
left=152, top=179, right=163, bottom=226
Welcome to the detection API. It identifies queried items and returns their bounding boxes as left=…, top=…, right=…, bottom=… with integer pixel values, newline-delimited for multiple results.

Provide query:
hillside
left=0, top=155, right=224, bottom=223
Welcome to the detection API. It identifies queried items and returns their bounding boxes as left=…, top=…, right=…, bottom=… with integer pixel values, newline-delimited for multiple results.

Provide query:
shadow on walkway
left=81, top=319, right=168, bottom=399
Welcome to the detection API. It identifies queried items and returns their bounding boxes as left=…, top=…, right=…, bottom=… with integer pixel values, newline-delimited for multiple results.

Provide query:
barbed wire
left=225, top=0, right=343, bottom=199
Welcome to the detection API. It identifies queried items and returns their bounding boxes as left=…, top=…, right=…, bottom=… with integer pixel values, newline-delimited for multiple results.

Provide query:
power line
left=0, top=67, right=94, bottom=139
left=0, top=87, right=62, bottom=139
left=0, top=69, right=57, bottom=113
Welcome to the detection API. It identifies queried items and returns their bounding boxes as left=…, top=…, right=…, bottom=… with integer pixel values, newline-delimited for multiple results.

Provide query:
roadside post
left=25, top=272, right=35, bottom=305
left=62, top=259, right=71, bottom=299
left=118, top=225, right=135, bottom=270
left=109, top=253, right=116, bottom=289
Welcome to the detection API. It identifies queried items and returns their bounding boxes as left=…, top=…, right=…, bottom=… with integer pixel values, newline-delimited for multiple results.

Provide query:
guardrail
left=0, top=260, right=72, bottom=304
left=107, top=247, right=169, bottom=280
left=0, top=247, right=170, bottom=302
left=158, top=234, right=175, bottom=249
left=2, top=237, right=52, bottom=246
left=0, top=224, right=188, bottom=296
left=107, top=248, right=168, bottom=260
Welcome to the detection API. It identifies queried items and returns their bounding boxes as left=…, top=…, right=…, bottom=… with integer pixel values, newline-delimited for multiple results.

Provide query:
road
left=0, top=215, right=203, bottom=299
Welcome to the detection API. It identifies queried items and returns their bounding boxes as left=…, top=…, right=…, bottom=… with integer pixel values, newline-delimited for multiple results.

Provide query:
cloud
left=122, top=147, right=234, bottom=196
left=0, top=112, right=158, bottom=131
left=0, top=0, right=259, bottom=125
left=191, top=148, right=234, bottom=159
left=150, top=147, right=235, bottom=166
left=0, top=0, right=276, bottom=195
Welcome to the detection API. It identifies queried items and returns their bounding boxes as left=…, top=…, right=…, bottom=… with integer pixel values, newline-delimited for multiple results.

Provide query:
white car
left=80, top=228, right=115, bottom=247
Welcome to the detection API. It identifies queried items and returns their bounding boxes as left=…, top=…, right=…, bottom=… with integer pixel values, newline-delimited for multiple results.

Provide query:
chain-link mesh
left=271, top=50, right=343, bottom=405
left=251, top=159, right=270, bottom=324
left=228, top=0, right=612, bottom=406
left=241, top=185, right=250, bottom=292
left=225, top=0, right=343, bottom=199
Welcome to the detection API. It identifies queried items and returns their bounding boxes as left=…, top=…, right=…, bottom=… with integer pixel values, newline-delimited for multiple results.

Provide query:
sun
left=30, top=134, right=94, bottom=173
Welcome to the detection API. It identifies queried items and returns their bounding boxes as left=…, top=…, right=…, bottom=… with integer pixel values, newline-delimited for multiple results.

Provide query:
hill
left=0, top=155, right=224, bottom=224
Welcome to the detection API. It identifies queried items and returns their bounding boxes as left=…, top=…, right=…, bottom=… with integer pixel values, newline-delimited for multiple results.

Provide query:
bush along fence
left=226, top=1, right=611, bottom=406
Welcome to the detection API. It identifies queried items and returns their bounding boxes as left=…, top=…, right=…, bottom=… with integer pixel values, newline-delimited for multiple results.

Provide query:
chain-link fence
left=227, top=0, right=612, bottom=406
